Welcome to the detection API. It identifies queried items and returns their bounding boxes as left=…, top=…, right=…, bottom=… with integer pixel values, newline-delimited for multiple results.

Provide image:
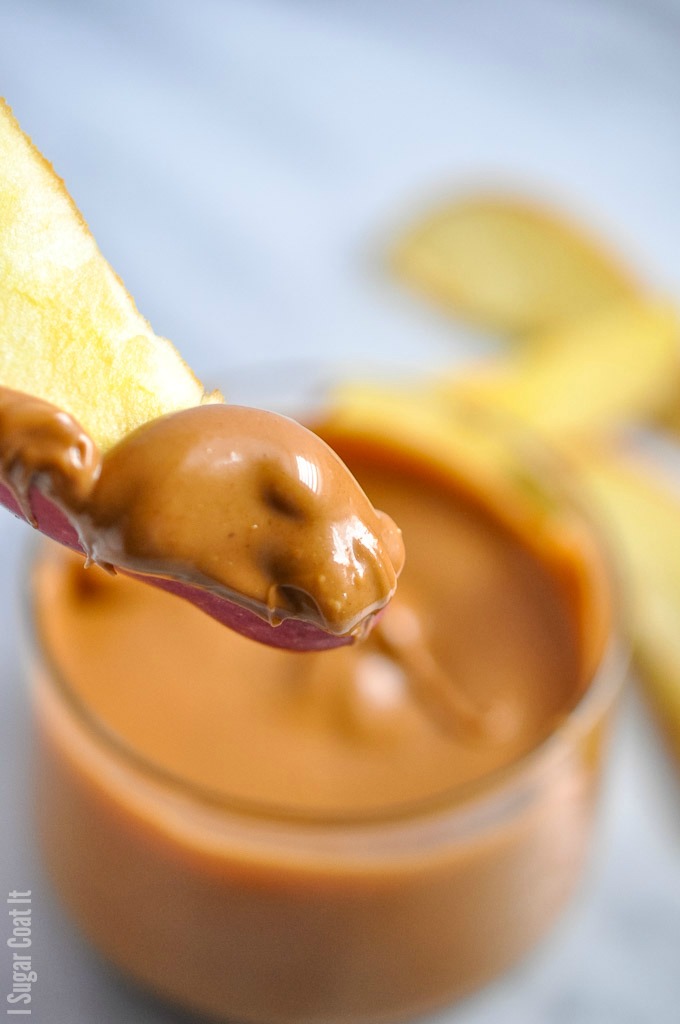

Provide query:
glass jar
left=24, top=363, right=627, bottom=1023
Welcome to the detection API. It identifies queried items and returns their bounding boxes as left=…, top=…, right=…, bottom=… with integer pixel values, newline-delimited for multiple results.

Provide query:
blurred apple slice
left=574, top=446, right=680, bottom=761
left=324, top=379, right=579, bottom=550
left=440, top=301, right=680, bottom=440
left=0, top=100, right=377, bottom=651
left=325, top=377, right=614, bottom=682
left=390, top=193, right=638, bottom=336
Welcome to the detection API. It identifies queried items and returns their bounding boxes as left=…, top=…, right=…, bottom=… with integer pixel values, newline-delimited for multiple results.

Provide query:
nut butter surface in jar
left=25, top=366, right=626, bottom=1024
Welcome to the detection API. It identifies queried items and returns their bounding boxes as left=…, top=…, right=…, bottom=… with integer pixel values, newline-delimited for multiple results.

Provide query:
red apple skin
left=0, top=482, right=352, bottom=652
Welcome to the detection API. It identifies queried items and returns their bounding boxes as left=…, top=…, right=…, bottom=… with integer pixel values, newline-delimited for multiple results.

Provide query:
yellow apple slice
left=440, top=301, right=680, bottom=440
left=323, top=379, right=583, bottom=561
left=573, top=445, right=680, bottom=761
left=0, top=99, right=397, bottom=651
left=325, top=378, right=613, bottom=680
left=324, top=381, right=516, bottom=497
left=0, top=98, right=214, bottom=452
left=390, top=194, right=638, bottom=336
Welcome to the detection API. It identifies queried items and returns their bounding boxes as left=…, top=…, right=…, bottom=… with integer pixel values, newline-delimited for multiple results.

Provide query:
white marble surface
left=1, top=1, right=680, bottom=1021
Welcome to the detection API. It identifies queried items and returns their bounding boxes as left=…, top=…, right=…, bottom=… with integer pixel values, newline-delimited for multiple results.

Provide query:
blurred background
left=1, top=1, right=680, bottom=1021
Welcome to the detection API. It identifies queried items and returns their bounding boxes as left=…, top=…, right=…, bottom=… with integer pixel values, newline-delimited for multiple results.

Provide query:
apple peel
left=1, top=482, right=353, bottom=651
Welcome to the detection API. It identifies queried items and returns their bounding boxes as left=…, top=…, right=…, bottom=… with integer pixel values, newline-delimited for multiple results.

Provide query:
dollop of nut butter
left=0, top=388, right=404, bottom=638
left=0, top=387, right=101, bottom=524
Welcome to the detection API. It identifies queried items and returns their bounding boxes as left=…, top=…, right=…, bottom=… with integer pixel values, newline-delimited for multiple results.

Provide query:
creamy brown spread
left=0, top=387, right=404, bottom=639
left=32, top=428, right=615, bottom=1024
left=35, top=437, right=585, bottom=815
left=0, top=387, right=100, bottom=524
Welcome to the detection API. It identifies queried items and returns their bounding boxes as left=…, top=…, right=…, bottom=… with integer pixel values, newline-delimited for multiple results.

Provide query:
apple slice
left=0, top=100, right=401, bottom=650
left=573, top=446, right=680, bottom=761
left=390, top=193, right=638, bottom=336
left=440, top=301, right=680, bottom=441
left=324, top=379, right=577, bottom=547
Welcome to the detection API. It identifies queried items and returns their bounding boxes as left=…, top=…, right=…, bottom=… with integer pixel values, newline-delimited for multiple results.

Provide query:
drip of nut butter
left=0, top=387, right=404, bottom=641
